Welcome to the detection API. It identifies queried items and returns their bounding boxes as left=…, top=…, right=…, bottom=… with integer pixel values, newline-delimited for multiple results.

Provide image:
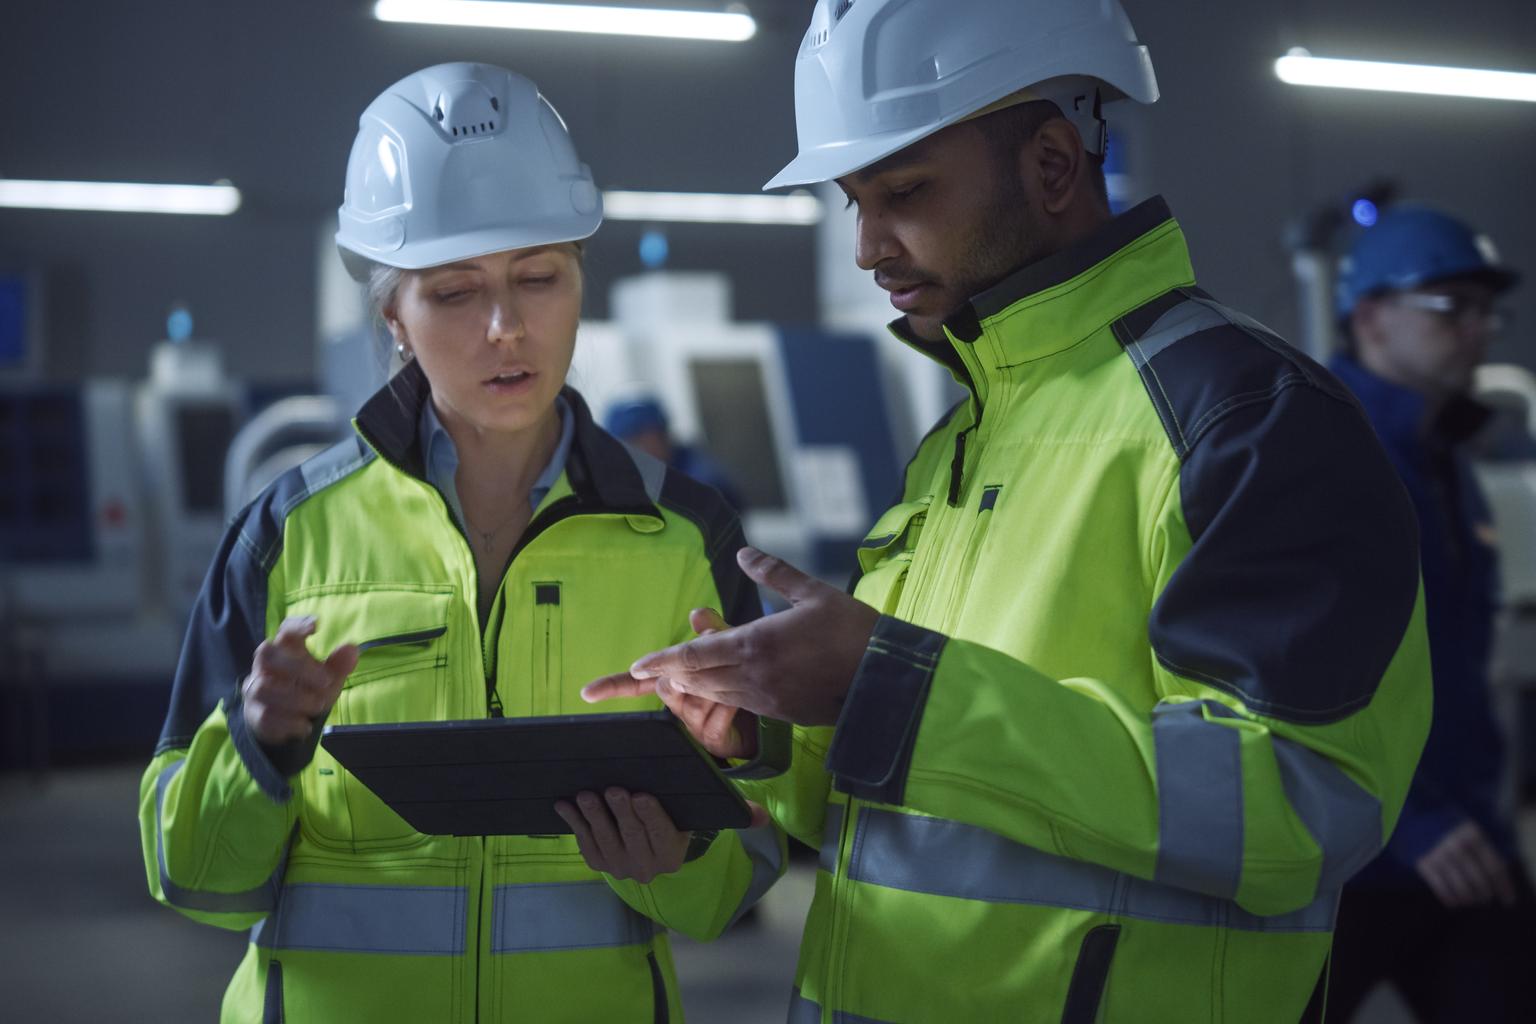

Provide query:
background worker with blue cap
left=604, top=394, right=746, bottom=514
left=1329, top=206, right=1536, bottom=1021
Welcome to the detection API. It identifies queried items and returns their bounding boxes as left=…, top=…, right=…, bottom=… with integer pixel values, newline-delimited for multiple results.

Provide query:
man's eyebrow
left=843, top=142, right=936, bottom=185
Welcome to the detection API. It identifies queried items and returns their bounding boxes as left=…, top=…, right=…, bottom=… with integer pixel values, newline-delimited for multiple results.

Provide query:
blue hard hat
left=1337, top=205, right=1520, bottom=319
left=604, top=397, right=669, bottom=439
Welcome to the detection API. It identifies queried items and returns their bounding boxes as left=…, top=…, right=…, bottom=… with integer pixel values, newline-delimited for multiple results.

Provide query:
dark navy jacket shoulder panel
left=155, top=437, right=375, bottom=754
left=1118, top=291, right=1421, bottom=724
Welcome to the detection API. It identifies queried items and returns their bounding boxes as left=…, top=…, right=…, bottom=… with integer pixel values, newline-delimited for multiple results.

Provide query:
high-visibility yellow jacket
left=741, top=198, right=1431, bottom=1023
left=140, top=364, right=785, bottom=1023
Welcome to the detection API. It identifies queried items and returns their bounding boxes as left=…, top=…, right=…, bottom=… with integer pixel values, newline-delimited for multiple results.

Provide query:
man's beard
left=949, top=176, right=1050, bottom=308
left=902, top=180, right=1050, bottom=342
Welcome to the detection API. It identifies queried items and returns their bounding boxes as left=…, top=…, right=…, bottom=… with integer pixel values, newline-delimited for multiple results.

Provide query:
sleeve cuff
left=825, top=616, right=946, bottom=805
left=683, top=829, right=721, bottom=863
left=223, top=686, right=298, bottom=804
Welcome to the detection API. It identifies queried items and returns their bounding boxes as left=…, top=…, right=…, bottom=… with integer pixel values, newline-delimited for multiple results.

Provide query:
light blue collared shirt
left=418, top=395, right=575, bottom=531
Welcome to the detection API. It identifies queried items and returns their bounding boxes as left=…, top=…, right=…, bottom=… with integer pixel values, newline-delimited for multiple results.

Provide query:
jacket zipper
left=831, top=334, right=986, bottom=1013
left=946, top=351, right=984, bottom=507
left=352, top=424, right=663, bottom=1023
left=825, top=799, right=857, bottom=1016
left=347, top=433, right=495, bottom=1023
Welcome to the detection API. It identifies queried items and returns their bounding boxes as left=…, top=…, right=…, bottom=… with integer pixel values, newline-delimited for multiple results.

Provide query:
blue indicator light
left=167, top=305, right=194, bottom=343
left=639, top=229, right=669, bottom=270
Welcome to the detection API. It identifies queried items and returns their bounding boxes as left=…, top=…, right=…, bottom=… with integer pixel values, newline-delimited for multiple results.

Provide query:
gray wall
left=3, top=0, right=1533, bottom=385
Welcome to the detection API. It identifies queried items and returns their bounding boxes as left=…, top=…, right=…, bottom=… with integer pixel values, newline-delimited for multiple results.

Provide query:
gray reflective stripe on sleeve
left=818, top=803, right=846, bottom=875
left=492, top=881, right=657, bottom=953
left=788, top=988, right=895, bottom=1024
left=255, top=883, right=467, bottom=954
left=728, top=825, right=786, bottom=927
left=847, top=808, right=1335, bottom=933
left=1152, top=700, right=1243, bottom=899
left=155, top=759, right=281, bottom=914
left=1122, top=301, right=1231, bottom=369
left=1184, top=294, right=1286, bottom=344
left=1273, top=736, right=1382, bottom=897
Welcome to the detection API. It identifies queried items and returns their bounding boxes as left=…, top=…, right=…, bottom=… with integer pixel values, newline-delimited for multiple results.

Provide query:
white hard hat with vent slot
left=764, top=0, right=1159, bottom=190
left=336, top=62, right=602, bottom=282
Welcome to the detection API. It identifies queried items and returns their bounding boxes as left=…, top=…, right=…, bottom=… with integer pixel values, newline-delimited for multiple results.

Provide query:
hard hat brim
left=762, top=71, right=1158, bottom=191
left=763, top=123, right=947, bottom=191
left=336, top=214, right=601, bottom=283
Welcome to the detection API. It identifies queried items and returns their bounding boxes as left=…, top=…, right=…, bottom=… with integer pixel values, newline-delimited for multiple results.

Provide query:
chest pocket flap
left=854, top=498, right=930, bottom=616
left=284, top=585, right=455, bottom=850
left=285, top=585, right=454, bottom=680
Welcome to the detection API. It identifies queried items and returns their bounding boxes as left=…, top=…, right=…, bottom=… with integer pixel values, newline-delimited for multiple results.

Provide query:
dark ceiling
left=3, top=1, right=1534, bottom=383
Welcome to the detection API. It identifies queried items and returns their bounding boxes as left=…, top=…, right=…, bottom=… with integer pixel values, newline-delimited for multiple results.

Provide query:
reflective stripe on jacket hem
left=251, top=879, right=658, bottom=955
left=788, top=988, right=892, bottom=1024
left=844, top=808, right=1337, bottom=932
left=490, top=881, right=658, bottom=953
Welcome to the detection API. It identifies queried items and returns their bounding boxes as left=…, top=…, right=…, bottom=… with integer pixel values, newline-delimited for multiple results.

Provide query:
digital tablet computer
left=320, top=711, right=753, bottom=836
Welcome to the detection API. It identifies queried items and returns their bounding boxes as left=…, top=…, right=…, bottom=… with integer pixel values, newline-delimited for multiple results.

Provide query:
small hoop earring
left=396, top=343, right=410, bottom=359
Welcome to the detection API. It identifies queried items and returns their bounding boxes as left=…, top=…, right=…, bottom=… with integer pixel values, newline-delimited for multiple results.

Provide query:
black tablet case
left=321, top=711, right=753, bottom=836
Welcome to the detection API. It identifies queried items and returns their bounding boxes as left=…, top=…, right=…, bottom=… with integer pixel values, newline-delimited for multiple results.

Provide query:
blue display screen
left=0, top=273, right=28, bottom=367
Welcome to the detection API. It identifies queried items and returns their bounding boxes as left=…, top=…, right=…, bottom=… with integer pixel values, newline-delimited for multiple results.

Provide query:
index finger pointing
left=581, top=672, right=657, bottom=704
left=630, top=630, right=744, bottom=680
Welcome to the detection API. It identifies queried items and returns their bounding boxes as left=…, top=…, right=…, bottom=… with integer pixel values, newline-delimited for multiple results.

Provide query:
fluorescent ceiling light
left=603, top=190, right=822, bottom=225
left=374, top=0, right=756, bottom=42
left=1275, top=49, right=1536, bottom=103
left=0, top=179, right=242, bottom=215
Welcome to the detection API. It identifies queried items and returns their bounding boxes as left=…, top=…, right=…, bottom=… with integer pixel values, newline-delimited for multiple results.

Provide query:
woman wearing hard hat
left=139, top=63, right=784, bottom=1023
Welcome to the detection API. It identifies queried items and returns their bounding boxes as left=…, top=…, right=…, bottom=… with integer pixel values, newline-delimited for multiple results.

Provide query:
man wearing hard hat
left=589, top=2, right=1433, bottom=1020
left=1328, top=207, right=1536, bottom=1020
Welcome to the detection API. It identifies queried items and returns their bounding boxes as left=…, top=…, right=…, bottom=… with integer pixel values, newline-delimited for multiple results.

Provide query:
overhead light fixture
left=602, top=190, right=822, bottom=225
left=374, top=0, right=756, bottom=43
left=0, top=179, right=242, bottom=215
left=1275, top=49, right=1536, bottom=103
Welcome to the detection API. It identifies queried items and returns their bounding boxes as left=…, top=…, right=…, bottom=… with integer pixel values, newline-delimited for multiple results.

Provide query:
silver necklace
left=466, top=506, right=523, bottom=553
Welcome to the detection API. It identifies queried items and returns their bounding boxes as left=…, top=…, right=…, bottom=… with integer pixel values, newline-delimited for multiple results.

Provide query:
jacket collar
left=890, top=197, right=1194, bottom=402
left=353, top=359, right=660, bottom=517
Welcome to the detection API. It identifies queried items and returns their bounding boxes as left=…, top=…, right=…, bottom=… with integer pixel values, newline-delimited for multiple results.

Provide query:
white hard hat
left=336, top=62, right=602, bottom=282
left=764, top=0, right=1159, bottom=190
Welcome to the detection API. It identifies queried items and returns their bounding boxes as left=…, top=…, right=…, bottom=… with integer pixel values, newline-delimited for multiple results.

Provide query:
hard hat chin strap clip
left=1027, top=79, right=1110, bottom=159
left=1092, top=89, right=1109, bottom=159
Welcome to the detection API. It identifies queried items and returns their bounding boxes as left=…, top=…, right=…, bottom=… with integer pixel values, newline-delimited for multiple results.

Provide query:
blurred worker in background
left=587, top=1, right=1433, bottom=1021
left=605, top=393, right=746, bottom=513
left=139, top=62, right=783, bottom=1023
left=1328, top=206, right=1536, bottom=1021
